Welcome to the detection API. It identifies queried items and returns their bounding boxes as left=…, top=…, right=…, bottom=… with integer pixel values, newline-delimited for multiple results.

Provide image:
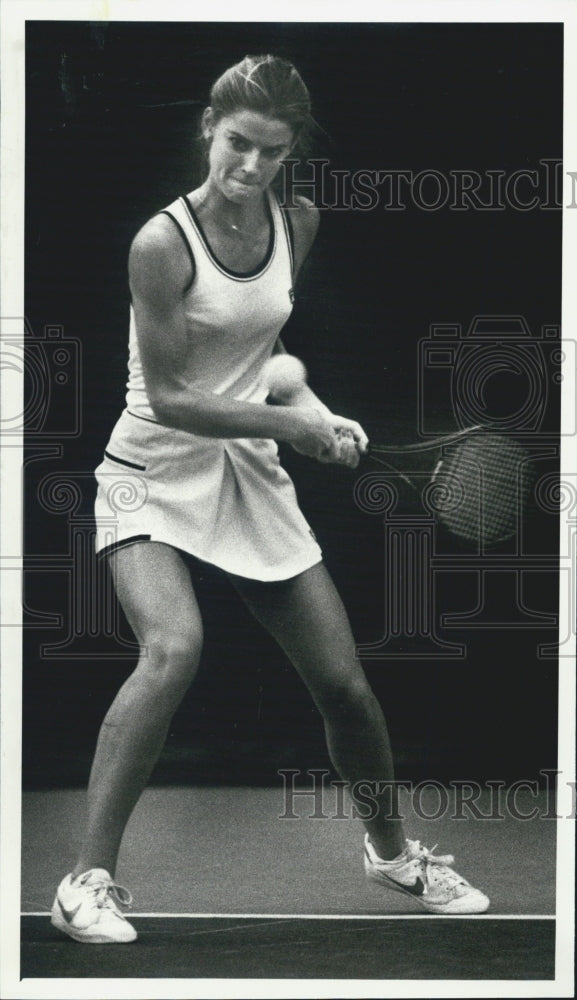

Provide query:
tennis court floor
left=20, top=784, right=558, bottom=981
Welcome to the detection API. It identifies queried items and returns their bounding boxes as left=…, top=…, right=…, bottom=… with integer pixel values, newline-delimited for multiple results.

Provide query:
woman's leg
left=229, top=562, right=404, bottom=859
left=73, top=542, right=203, bottom=878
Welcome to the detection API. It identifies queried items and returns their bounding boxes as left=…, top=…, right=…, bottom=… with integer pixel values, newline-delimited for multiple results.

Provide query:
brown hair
left=208, top=54, right=313, bottom=151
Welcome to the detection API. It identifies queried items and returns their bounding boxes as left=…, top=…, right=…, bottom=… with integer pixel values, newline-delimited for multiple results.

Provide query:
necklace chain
left=223, top=217, right=265, bottom=239
left=192, top=187, right=266, bottom=239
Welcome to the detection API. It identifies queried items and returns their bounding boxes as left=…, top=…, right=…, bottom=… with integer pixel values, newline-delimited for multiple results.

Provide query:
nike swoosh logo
left=58, top=896, right=83, bottom=924
left=379, top=870, right=426, bottom=897
left=401, top=876, right=425, bottom=897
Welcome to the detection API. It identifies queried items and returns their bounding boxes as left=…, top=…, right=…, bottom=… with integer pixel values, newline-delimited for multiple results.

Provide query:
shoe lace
left=405, top=839, right=462, bottom=891
left=83, top=876, right=133, bottom=912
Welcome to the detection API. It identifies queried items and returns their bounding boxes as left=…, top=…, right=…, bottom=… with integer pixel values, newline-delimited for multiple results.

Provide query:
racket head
left=427, top=433, right=532, bottom=545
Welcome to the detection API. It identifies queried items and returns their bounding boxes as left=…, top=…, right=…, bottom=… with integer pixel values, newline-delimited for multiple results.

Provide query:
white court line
left=22, top=911, right=556, bottom=920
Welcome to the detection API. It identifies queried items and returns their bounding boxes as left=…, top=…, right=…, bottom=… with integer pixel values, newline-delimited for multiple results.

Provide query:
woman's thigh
left=108, top=542, right=203, bottom=656
left=228, top=562, right=367, bottom=703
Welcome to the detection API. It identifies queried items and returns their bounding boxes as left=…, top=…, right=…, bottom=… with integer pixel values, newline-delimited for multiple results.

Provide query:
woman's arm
left=279, top=199, right=369, bottom=458
left=128, top=215, right=344, bottom=462
left=271, top=340, right=330, bottom=415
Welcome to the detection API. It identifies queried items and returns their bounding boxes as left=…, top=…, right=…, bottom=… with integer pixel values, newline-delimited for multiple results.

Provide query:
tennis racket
left=364, top=425, right=532, bottom=545
left=262, top=354, right=532, bottom=546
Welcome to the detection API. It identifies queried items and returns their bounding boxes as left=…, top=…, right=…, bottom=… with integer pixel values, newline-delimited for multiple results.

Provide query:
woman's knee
left=138, top=625, right=203, bottom=695
left=314, top=667, right=379, bottom=722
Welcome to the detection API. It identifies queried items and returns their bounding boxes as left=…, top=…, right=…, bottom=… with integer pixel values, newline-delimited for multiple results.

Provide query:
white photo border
left=1, top=1, right=575, bottom=998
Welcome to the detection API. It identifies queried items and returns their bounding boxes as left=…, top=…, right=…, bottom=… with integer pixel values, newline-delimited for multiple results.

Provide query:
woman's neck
left=191, top=182, right=269, bottom=238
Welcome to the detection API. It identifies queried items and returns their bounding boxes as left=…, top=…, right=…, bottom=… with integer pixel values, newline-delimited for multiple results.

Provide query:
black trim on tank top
left=158, top=210, right=196, bottom=293
left=183, top=193, right=275, bottom=280
left=279, top=205, right=295, bottom=277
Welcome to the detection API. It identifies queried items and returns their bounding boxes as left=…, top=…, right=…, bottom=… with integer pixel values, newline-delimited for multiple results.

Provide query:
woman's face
left=203, top=108, right=295, bottom=203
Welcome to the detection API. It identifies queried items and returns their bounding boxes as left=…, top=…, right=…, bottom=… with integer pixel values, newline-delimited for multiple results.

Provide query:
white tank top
left=125, top=189, right=295, bottom=421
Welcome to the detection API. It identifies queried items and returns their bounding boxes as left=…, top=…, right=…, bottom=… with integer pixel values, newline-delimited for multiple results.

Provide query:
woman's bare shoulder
left=129, top=212, right=193, bottom=298
left=282, top=195, right=320, bottom=275
left=284, top=194, right=320, bottom=240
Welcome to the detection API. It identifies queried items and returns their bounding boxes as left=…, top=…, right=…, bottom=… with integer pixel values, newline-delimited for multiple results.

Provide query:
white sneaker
left=51, top=868, right=137, bottom=943
left=364, top=835, right=490, bottom=914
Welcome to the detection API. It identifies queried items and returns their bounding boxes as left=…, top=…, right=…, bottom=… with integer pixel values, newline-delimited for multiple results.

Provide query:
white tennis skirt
left=94, top=409, right=323, bottom=581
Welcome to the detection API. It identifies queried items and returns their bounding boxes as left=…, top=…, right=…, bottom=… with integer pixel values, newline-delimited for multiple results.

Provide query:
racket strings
left=432, top=435, right=532, bottom=544
left=364, top=430, right=532, bottom=545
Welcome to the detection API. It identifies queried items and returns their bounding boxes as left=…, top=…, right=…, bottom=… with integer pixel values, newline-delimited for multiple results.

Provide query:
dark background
left=23, top=21, right=561, bottom=787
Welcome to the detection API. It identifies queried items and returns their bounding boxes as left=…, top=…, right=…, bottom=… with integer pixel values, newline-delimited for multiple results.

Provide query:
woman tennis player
left=51, top=54, right=489, bottom=943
